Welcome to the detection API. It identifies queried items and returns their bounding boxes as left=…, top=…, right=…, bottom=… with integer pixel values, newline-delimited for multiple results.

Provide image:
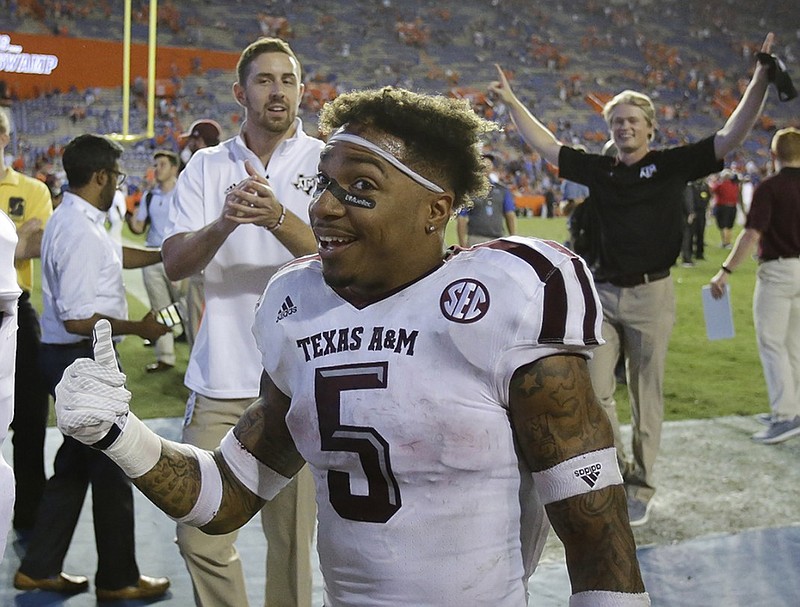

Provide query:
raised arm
left=509, top=354, right=648, bottom=604
left=713, top=33, right=774, bottom=160
left=55, top=320, right=304, bottom=535
left=489, top=64, right=563, bottom=166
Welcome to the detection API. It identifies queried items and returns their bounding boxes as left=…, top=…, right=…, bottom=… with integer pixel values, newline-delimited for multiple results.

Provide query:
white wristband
left=570, top=591, right=651, bottom=606
left=172, top=446, right=222, bottom=527
left=220, top=429, right=292, bottom=500
left=105, top=412, right=162, bottom=478
left=532, top=447, right=622, bottom=505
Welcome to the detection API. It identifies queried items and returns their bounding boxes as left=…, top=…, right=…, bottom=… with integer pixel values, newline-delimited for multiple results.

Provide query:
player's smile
left=316, top=231, right=356, bottom=259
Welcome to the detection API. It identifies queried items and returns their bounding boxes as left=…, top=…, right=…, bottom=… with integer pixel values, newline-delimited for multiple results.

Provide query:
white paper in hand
left=702, top=285, right=735, bottom=340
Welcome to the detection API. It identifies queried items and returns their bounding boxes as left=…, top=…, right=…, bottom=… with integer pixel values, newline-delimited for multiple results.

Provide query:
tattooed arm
left=56, top=322, right=302, bottom=535
left=509, top=354, right=645, bottom=594
left=131, top=372, right=305, bottom=535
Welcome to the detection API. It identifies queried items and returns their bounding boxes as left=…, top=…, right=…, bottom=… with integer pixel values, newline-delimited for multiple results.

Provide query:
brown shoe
left=14, top=570, right=89, bottom=594
left=145, top=361, right=174, bottom=373
left=96, top=575, right=170, bottom=602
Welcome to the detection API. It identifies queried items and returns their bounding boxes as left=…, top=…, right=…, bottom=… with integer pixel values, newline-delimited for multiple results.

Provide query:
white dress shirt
left=40, top=192, right=127, bottom=344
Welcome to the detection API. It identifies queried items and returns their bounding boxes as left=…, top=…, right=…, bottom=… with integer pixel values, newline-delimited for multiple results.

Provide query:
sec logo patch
left=439, top=279, right=490, bottom=323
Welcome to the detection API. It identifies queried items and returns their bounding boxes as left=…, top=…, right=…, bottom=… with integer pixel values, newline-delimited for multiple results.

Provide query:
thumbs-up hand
left=55, top=319, right=131, bottom=448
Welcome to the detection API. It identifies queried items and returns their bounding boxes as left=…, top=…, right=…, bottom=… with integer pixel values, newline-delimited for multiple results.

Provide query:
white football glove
left=56, top=319, right=130, bottom=448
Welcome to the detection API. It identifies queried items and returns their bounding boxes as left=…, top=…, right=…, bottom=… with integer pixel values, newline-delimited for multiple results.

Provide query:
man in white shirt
left=128, top=149, right=185, bottom=373
left=14, top=134, right=170, bottom=601
left=162, top=38, right=321, bottom=607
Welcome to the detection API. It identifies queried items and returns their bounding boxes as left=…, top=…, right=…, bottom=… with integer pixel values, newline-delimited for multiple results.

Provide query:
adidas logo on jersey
left=574, top=463, right=603, bottom=488
left=276, top=296, right=297, bottom=322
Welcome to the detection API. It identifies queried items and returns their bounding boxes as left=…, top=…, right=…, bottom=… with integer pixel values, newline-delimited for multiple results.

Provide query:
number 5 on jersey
left=315, top=362, right=401, bottom=523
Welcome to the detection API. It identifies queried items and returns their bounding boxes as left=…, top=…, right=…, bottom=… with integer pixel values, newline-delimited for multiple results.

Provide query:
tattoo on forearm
left=510, top=356, right=645, bottom=594
left=548, top=486, right=645, bottom=593
left=510, top=355, right=613, bottom=470
left=234, top=398, right=303, bottom=476
left=214, top=454, right=265, bottom=527
left=133, top=443, right=201, bottom=518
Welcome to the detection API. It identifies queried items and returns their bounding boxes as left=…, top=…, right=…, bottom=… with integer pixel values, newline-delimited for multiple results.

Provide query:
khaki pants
left=588, top=277, right=675, bottom=502
left=142, top=262, right=184, bottom=365
left=177, top=393, right=316, bottom=607
left=754, top=258, right=800, bottom=420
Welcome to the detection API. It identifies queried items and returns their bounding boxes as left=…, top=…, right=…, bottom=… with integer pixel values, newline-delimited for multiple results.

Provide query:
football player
left=55, top=87, right=648, bottom=606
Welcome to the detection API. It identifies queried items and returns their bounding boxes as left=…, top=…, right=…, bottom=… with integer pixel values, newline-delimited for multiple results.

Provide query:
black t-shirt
left=559, top=137, right=722, bottom=277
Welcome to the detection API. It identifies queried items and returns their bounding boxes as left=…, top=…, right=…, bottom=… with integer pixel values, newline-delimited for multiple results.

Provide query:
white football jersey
left=253, top=236, right=603, bottom=607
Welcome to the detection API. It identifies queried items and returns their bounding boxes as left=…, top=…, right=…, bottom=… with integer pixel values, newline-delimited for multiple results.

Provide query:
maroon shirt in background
left=746, top=167, right=800, bottom=261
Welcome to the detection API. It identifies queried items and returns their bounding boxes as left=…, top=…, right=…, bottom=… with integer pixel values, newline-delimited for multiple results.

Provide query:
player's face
left=234, top=52, right=304, bottom=135
left=608, top=104, right=653, bottom=155
left=309, top=128, right=448, bottom=299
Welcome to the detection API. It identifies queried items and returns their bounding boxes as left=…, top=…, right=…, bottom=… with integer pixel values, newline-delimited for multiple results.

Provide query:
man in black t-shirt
left=490, top=32, right=776, bottom=526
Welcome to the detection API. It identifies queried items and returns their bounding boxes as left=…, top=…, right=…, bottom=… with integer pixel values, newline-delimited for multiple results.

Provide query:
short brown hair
left=236, top=37, right=301, bottom=85
left=153, top=149, right=179, bottom=167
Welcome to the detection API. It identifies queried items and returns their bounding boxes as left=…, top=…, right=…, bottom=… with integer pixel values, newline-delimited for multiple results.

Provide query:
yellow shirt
left=0, top=167, right=53, bottom=292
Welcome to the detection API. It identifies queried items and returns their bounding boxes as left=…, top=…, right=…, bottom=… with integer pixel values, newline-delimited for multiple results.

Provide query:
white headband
left=326, top=131, right=444, bottom=193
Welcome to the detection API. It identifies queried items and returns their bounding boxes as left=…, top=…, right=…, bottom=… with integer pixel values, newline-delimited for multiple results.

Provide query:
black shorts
left=714, top=205, right=737, bottom=230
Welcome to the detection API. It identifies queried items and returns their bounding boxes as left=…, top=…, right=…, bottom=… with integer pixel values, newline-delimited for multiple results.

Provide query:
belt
left=600, top=269, right=671, bottom=288
left=42, top=340, right=93, bottom=349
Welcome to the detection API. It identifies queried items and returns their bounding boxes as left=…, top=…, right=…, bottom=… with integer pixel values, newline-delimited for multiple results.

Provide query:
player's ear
left=427, top=192, right=453, bottom=231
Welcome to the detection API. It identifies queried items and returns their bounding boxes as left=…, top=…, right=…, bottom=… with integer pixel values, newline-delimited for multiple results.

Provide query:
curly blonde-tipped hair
left=318, top=87, right=498, bottom=213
